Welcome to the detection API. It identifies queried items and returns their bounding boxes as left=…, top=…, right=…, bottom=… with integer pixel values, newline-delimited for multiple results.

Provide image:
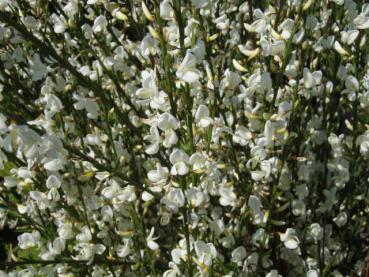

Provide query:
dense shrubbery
left=1, top=0, right=369, bottom=276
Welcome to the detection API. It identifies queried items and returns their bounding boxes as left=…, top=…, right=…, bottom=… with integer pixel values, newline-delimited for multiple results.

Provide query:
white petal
left=142, top=191, right=154, bottom=201
left=148, top=170, right=160, bottom=183
left=46, top=175, right=61, bottom=189
left=136, top=88, right=155, bottom=99
left=148, top=240, right=159, bottom=250
left=54, top=24, right=66, bottom=34
left=312, top=71, right=322, bottom=85
left=44, top=159, right=64, bottom=171
left=334, top=41, right=349, bottom=56
left=251, top=170, right=265, bottom=181
left=117, top=243, right=130, bottom=258
left=264, top=120, right=274, bottom=142
left=171, top=249, right=185, bottom=264
left=303, top=68, right=315, bottom=89
left=250, top=19, right=267, bottom=33
left=195, top=104, right=210, bottom=122
left=164, top=129, right=178, bottom=148
left=199, top=118, right=212, bottom=128
left=307, top=270, right=318, bottom=277
left=175, top=162, right=189, bottom=176
left=248, top=195, right=262, bottom=212
left=182, top=70, right=200, bottom=83
left=145, top=143, right=159, bottom=155
left=284, top=236, right=299, bottom=249
left=354, top=14, right=369, bottom=29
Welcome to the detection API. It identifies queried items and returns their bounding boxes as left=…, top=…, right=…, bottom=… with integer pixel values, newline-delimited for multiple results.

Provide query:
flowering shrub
left=1, top=0, right=369, bottom=276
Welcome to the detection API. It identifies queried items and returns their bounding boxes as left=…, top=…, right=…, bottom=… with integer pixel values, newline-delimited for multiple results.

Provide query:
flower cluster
left=0, top=0, right=369, bottom=276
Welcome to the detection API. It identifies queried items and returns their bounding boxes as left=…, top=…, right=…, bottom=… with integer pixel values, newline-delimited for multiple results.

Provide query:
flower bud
left=142, top=1, right=154, bottom=22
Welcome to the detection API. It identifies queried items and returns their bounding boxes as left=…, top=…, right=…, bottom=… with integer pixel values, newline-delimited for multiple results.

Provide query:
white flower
left=81, top=23, right=93, bottom=39
left=176, top=51, right=201, bottom=83
left=260, top=38, right=286, bottom=56
left=222, top=69, right=241, bottom=90
left=73, top=94, right=100, bottom=119
left=28, top=54, right=48, bottom=81
left=136, top=70, right=158, bottom=99
left=354, top=13, right=369, bottom=29
left=144, top=126, right=161, bottom=155
left=18, top=231, right=40, bottom=249
left=117, top=185, right=136, bottom=202
left=101, top=179, right=121, bottom=199
left=117, top=239, right=131, bottom=258
left=278, top=18, right=295, bottom=39
left=158, top=112, right=179, bottom=131
left=146, top=227, right=159, bottom=250
left=140, top=34, right=158, bottom=57
left=171, top=248, right=187, bottom=264
left=357, top=132, right=369, bottom=156
left=192, top=39, right=206, bottom=61
left=341, top=30, right=359, bottom=45
left=160, top=0, right=174, bottom=20
left=41, top=237, right=66, bottom=260
left=76, top=226, right=92, bottom=242
left=252, top=228, right=269, bottom=248
left=101, top=205, right=114, bottom=222
left=292, top=199, right=306, bottom=216
left=148, top=163, right=169, bottom=186
left=280, top=228, right=299, bottom=250
left=169, top=149, right=190, bottom=175
left=233, top=125, right=252, bottom=146
left=151, top=90, right=170, bottom=111
left=214, top=14, right=229, bottom=30
left=44, top=94, right=63, bottom=119
left=136, top=69, right=169, bottom=111
left=245, top=252, right=259, bottom=272
left=194, top=241, right=217, bottom=267
left=247, top=71, right=272, bottom=94
left=63, top=0, right=78, bottom=17
left=345, top=75, right=359, bottom=91
left=161, top=188, right=185, bottom=212
left=92, top=15, right=108, bottom=33
left=256, top=120, right=274, bottom=147
left=308, top=223, right=323, bottom=241
left=231, top=246, right=246, bottom=266
left=248, top=195, right=264, bottom=225
left=219, top=186, right=237, bottom=207
left=186, top=187, right=207, bottom=207
left=194, top=104, right=212, bottom=128
left=58, top=223, right=74, bottom=240
left=73, top=243, right=106, bottom=265
left=51, top=14, right=67, bottom=33
left=303, top=68, right=322, bottom=89
left=29, top=191, right=50, bottom=210
left=46, top=175, right=61, bottom=189
left=333, top=212, right=348, bottom=227
left=245, top=9, right=269, bottom=34
left=189, top=153, right=206, bottom=172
